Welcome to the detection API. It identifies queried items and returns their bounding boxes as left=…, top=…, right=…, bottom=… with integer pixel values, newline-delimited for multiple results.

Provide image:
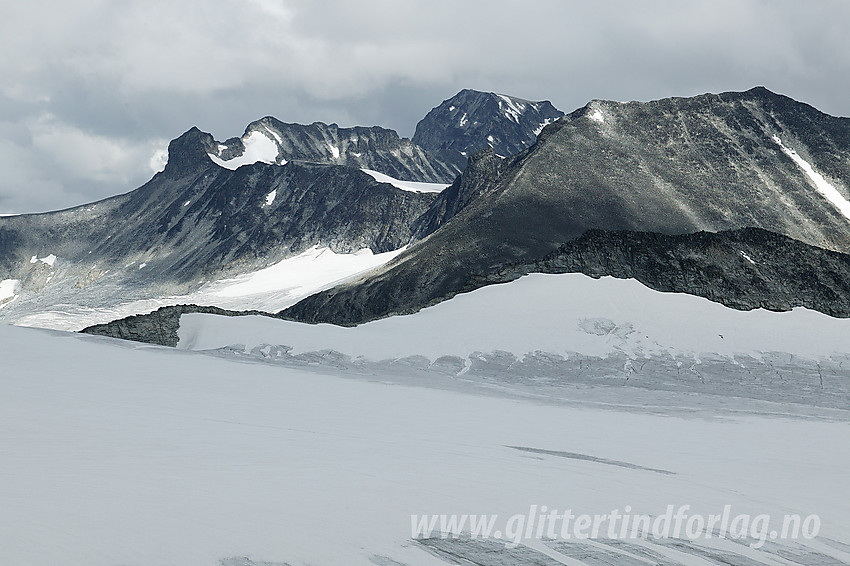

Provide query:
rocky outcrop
left=81, top=304, right=270, bottom=347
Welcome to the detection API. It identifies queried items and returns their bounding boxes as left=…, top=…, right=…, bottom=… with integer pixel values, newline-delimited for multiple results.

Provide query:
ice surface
left=1, top=322, right=848, bottom=566
left=263, top=189, right=277, bottom=207
left=209, top=130, right=280, bottom=170
left=773, top=135, right=850, bottom=221
left=589, top=109, right=605, bottom=123
left=327, top=143, right=340, bottom=159
left=361, top=169, right=449, bottom=193
left=264, top=125, right=283, bottom=144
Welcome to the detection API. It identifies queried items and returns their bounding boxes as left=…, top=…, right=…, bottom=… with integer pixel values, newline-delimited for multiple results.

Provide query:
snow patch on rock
left=361, top=169, right=449, bottom=193
left=209, top=130, right=281, bottom=170
left=773, top=135, right=850, bottom=221
left=0, top=278, right=18, bottom=306
left=30, top=254, right=57, bottom=267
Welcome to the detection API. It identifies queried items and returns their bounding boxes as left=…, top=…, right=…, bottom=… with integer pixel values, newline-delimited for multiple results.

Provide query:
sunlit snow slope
left=2, top=323, right=849, bottom=566
left=14, top=246, right=402, bottom=331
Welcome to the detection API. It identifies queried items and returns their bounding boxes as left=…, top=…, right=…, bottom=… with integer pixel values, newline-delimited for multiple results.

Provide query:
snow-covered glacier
left=2, top=271, right=849, bottom=565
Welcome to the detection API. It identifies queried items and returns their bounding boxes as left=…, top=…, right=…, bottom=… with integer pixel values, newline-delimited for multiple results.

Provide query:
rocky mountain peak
left=163, top=127, right=218, bottom=176
left=412, top=89, right=564, bottom=161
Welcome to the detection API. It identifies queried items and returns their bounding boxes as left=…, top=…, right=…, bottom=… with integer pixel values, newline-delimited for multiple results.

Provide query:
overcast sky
left=2, top=0, right=849, bottom=213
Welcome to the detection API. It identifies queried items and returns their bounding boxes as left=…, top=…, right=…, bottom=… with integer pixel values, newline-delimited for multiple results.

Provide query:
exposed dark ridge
left=163, top=127, right=218, bottom=176
left=78, top=228, right=850, bottom=348
left=281, top=228, right=850, bottom=326
left=478, top=227, right=850, bottom=316
left=81, top=304, right=273, bottom=347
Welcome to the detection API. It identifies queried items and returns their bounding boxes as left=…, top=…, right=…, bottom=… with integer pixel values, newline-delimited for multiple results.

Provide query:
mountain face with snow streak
left=411, top=89, right=564, bottom=163
left=284, top=87, right=850, bottom=325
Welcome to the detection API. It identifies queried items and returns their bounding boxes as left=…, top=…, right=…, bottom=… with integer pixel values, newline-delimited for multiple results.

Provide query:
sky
left=1, top=0, right=849, bottom=214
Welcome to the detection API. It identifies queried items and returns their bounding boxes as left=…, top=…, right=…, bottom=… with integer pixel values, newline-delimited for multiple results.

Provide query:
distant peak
left=746, top=85, right=776, bottom=96
left=413, top=89, right=564, bottom=158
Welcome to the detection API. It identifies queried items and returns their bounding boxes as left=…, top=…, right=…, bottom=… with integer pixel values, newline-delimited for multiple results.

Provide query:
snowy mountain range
left=3, top=86, right=850, bottom=566
left=0, top=89, right=560, bottom=330
left=283, top=87, right=850, bottom=325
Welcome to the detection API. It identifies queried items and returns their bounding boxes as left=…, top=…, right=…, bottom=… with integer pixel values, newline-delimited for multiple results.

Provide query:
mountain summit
left=412, top=89, right=563, bottom=163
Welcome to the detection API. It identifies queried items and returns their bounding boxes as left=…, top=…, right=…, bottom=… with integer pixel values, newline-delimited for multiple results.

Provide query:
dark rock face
left=82, top=305, right=269, bottom=347
left=489, top=228, right=850, bottom=317
left=212, top=118, right=461, bottom=183
left=282, top=88, right=850, bottom=325
left=281, top=228, right=850, bottom=326
left=412, top=89, right=564, bottom=163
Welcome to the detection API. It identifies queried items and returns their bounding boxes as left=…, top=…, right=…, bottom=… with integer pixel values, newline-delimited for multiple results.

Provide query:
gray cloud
left=1, top=0, right=849, bottom=212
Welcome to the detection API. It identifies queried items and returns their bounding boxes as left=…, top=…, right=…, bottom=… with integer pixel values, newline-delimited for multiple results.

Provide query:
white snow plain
left=179, top=272, right=850, bottom=361
left=2, top=318, right=849, bottom=566
left=361, top=169, right=449, bottom=193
